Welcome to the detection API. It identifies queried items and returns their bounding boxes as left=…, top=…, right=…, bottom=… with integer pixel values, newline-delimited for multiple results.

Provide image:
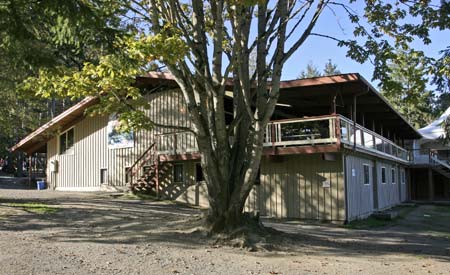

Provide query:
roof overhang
left=11, top=97, right=99, bottom=154
left=12, top=72, right=421, bottom=154
left=276, top=73, right=422, bottom=139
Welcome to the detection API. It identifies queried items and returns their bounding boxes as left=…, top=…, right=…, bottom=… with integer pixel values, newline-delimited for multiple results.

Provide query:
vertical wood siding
left=46, top=89, right=195, bottom=190
left=246, top=154, right=345, bottom=221
left=400, top=167, right=408, bottom=202
left=159, top=161, right=209, bottom=207
left=345, top=154, right=374, bottom=220
left=375, top=161, right=402, bottom=209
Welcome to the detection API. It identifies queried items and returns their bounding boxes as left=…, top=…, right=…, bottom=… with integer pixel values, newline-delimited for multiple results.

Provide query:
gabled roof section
left=11, top=97, right=98, bottom=154
left=11, top=72, right=177, bottom=154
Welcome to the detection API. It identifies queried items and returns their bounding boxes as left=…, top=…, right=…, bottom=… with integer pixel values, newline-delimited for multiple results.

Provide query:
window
left=173, top=164, right=184, bottom=182
left=59, top=128, right=74, bottom=154
left=363, top=164, right=370, bottom=185
left=391, top=168, right=396, bottom=184
left=195, top=163, right=204, bottom=182
left=125, top=167, right=131, bottom=183
left=401, top=170, right=406, bottom=185
left=381, top=167, right=386, bottom=184
left=100, top=168, right=108, bottom=184
left=255, top=168, right=261, bottom=185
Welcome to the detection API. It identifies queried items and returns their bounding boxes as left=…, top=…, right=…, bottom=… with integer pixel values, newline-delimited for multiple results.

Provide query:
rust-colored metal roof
left=277, top=73, right=421, bottom=139
left=11, top=97, right=99, bottom=154
left=12, top=72, right=421, bottom=154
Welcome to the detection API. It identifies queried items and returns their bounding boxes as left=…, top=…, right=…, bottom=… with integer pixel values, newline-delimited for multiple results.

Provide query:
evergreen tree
left=323, top=59, right=341, bottom=76
left=380, top=50, right=434, bottom=128
left=298, top=62, right=322, bottom=79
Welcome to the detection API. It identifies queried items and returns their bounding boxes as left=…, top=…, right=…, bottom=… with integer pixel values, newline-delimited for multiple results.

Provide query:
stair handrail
left=430, top=153, right=450, bottom=170
left=126, top=142, right=156, bottom=179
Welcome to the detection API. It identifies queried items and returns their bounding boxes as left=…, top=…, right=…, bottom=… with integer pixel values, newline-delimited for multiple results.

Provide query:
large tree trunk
left=147, top=0, right=325, bottom=235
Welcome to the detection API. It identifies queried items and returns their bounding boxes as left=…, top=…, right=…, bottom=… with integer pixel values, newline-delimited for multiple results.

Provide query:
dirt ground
left=0, top=179, right=449, bottom=275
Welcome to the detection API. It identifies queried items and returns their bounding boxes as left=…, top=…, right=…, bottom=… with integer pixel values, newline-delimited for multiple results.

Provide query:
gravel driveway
left=1, top=179, right=449, bottom=275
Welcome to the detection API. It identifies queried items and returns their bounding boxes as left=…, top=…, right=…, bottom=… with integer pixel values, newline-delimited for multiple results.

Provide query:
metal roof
left=12, top=72, right=421, bottom=153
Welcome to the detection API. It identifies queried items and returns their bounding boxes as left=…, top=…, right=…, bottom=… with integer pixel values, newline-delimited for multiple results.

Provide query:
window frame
left=363, top=164, right=370, bottom=185
left=173, top=163, right=184, bottom=183
left=391, top=167, right=396, bottom=184
left=59, top=127, right=75, bottom=155
left=401, top=169, right=406, bottom=185
left=381, top=166, right=387, bottom=184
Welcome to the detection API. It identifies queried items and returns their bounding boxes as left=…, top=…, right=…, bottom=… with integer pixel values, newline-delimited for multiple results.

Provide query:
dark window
left=59, top=128, right=74, bottom=154
left=125, top=167, right=131, bottom=183
left=173, top=164, right=184, bottom=182
left=195, top=163, right=204, bottom=182
left=100, top=168, right=108, bottom=184
left=363, top=164, right=370, bottom=185
left=391, top=168, right=396, bottom=184
left=381, top=167, right=386, bottom=184
left=401, top=170, right=406, bottom=184
left=255, top=168, right=261, bottom=185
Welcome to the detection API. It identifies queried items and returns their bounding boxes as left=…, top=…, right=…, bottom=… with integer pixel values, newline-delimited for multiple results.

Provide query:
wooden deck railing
left=263, top=115, right=411, bottom=162
left=338, top=115, right=410, bottom=162
left=264, top=115, right=338, bottom=147
left=151, top=115, right=411, bottom=162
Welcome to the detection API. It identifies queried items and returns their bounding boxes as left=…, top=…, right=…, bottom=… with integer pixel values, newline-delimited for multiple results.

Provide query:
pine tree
left=323, top=59, right=341, bottom=76
left=298, top=61, right=322, bottom=79
left=380, top=50, right=434, bottom=128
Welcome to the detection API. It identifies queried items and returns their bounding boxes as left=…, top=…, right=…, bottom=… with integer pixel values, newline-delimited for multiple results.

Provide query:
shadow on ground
left=1, top=194, right=449, bottom=261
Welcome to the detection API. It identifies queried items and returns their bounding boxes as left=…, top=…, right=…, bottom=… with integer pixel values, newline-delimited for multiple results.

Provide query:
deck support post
left=428, top=167, right=434, bottom=201
left=353, top=95, right=357, bottom=150
left=28, top=153, right=32, bottom=189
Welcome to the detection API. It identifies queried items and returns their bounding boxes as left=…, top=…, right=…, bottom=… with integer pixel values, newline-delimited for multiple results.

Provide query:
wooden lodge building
left=12, top=72, right=449, bottom=222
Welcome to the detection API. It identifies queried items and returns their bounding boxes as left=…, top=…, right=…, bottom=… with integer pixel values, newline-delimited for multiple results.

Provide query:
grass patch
left=344, top=205, right=416, bottom=230
left=4, top=202, right=58, bottom=214
left=122, top=192, right=158, bottom=201
left=344, top=216, right=389, bottom=229
left=431, top=205, right=450, bottom=214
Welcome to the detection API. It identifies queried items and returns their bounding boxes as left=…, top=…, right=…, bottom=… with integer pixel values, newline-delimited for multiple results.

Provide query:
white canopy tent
left=418, top=107, right=450, bottom=140
left=412, top=107, right=450, bottom=164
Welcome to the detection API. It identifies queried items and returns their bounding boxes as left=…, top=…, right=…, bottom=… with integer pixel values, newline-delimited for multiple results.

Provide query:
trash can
left=37, top=180, right=46, bottom=190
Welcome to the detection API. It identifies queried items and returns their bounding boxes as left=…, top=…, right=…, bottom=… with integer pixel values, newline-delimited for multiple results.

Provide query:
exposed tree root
left=206, top=212, right=284, bottom=252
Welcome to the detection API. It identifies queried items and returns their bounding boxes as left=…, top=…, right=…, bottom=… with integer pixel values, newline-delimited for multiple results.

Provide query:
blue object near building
left=37, top=180, right=46, bottom=190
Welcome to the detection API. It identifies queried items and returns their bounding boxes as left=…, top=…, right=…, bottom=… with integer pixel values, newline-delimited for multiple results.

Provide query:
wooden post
left=28, top=153, right=32, bottom=189
left=353, top=95, right=357, bottom=150
left=428, top=168, right=434, bottom=201
left=407, top=168, right=412, bottom=200
left=154, top=139, right=160, bottom=198
left=271, top=123, right=276, bottom=155
left=331, top=94, right=337, bottom=114
left=155, top=155, right=159, bottom=199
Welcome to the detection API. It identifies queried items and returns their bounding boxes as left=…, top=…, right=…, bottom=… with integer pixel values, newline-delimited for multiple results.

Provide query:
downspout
left=343, top=153, right=349, bottom=224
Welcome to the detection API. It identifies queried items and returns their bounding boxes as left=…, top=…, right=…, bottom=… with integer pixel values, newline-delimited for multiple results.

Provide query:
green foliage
left=380, top=50, right=434, bottom=128
left=298, top=60, right=341, bottom=79
left=298, top=62, right=322, bottom=79
left=0, top=0, right=127, bottom=156
left=323, top=59, right=341, bottom=76
left=4, top=202, right=59, bottom=214
left=21, top=33, right=188, bottom=132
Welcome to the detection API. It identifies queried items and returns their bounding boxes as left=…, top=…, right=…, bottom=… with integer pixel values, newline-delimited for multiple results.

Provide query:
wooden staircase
left=431, top=155, right=450, bottom=179
left=132, top=162, right=173, bottom=194
left=126, top=143, right=171, bottom=195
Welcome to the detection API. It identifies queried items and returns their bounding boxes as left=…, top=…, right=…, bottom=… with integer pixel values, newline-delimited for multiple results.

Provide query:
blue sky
left=280, top=1, right=449, bottom=87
